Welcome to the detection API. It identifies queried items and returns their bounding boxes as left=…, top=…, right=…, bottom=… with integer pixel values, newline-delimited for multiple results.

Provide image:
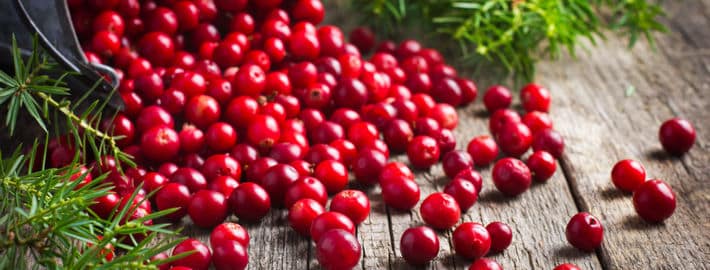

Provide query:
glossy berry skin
left=185, top=95, right=221, bottom=129
left=442, top=150, right=474, bottom=178
left=526, top=151, right=557, bottom=182
left=633, top=179, right=676, bottom=223
left=566, top=212, right=604, bottom=251
left=138, top=32, right=175, bottom=66
left=407, top=136, right=441, bottom=169
left=188, top=190, right=228, bottom=228
left=611, top=159, right=646, bottom=192
left=381, top=175, right=420, bottom=211
left=554, top=263, right=581, bottom=270
left=229, top=183, right=271, bottom=222
left=455, top=168, right=483, bottom=194
left=284, top=177, right=328, bottom=208
left=469, top=258, right=503, bottom=270
left=202, top=154, right=241, bottom=181
left=467, top=135, right=499, bottom=167
left=532, top=129, right=565, bottom=158
left=261, top=164, right=300, bottom=207
left=400, top=226, right=439, bottom=265
left=379, top=162, right=415, bottom=183
left=520, top=83, right=551, bottom=112
left=349, top=27, right=375, bottom=53
left=659, top=118, right=696, bottom=155
left=522, top=111, right=553, bottom=134
left=486, top=222, right=513, bottom=253
left=452, top=222, right=491, bottom=260
left=310, top=212, right=356, bottom=242
left=489, top=109, right=521, bottom=136
left=205, top=122, right=237, bottom=152
left=496, top=122, right=532, bottom=157
left=483, top=85, right=512, bottom=112
left=210, top=222, right=250, bottom=248
left=314, top=160, right=349, bottom=194
left=171, top=168, right=208, bottom=193
left=212, top=240, right=248, bottom=270
left=141, top=126, right=180, bottom=162
left=444, top=177, right=478, bottom=212
left=420, top=193, right=461, bottom=230
left=316, top=229, right=361, bottom=270
left=155, top=183, right=191, bottom=221
left=330, top=190, right=371, bottom=224
left=352, top=148, right=387, bottom=185
left=247, top=115, right=281, bottom=149
left=172, top=238, right=212, bottom=270
left=289, top=198, right=326, bottom=236
left=492, top=158, right=532, bottom=196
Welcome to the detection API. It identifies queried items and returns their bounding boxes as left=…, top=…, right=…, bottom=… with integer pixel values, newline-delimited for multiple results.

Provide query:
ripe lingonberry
left=229, top=183, right=271, bottom=222
left=284, top=176, right=328, bottom=208
left=453, top=222, right=491, bottom=260
left=208, top=176, right=239, bottom=197
left=316, top=229, right=361, bottom=270
left=141, top=126, right=179, bottom=162
left=444, top=177, right=478, bottom=212
left=155, top=183, right=191, bottom=222
left=136, top=105, right=174, bottom=132
left=496, top=122, right=532, bottom=157
left=188, top=190, right=228, bottom=228
left=407, top=136, right=440, bottom=169
left=466, top=135, right=499, bottom=167
left=532, top=128, right=565, bottom=158
left=420, top=193, right=461, bottom=230
left=185, top=95, right=221, bottom=128
left=526, top=150, right=557, bottom=182
left=247, top=115, right=281, bottom=150
left=205, top=122, right=237, bottom=152
left=469, top=258, right=503, bottom=270
left=349, top=27, right=375, bottom=53
left=310, top=212, right=355, bottom=242
left=659, top=117, right=696, bottom=155
left=172, top=238, right=212, bottom=270
left=486, top=222, right=513, bottom=253
left=442, top=150, right=474, bottom=178
left=492, top=158, right=532, bottom=196
left=520, top=83, right=551, bottom=112
left=483, top=85, right=512, bottom=112
left=289, top=198, right=326, bottom=236
left=330, top=190, right=371, bottom=225
left=400, top=226, right=439, bottom=265
left=566, top=212, right=603, bottom=251
left=210, top=222, right=250, bottom=248
left=554, top=263, right=581, bottom=270
left=611, top=159, right=646, bottom=192
left=212, top=241, right=248, bottom=270
left=633, top=179, right=676, bottom=223
left=171, top=168, right=208, bottom=193
left=352, top=149, right=387, bottom=185
left=202, top=154, right=241, bottom=181
left=522, top=111, right=554, bottom=134
left=314, top=160, right=349, bottom=194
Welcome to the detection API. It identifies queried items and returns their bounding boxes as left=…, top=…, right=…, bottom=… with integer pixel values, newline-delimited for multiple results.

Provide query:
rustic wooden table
left=182, top=1, right=710, bottom=269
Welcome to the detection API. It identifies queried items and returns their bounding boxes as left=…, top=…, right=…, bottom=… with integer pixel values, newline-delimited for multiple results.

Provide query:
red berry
left=399, top=226, right=439, bottom=265
left=210, top=222, right=249, bottom=248
left=520, top=83, right=551, bottom=112
left=381, top=175, right=420, bottom=211
left=293, top=0, right=326, bottom=24
left=141, top=126, right=180, bottom=162
left=208, top=176, right=239, bottom=197
left=413, top=117, right=441, bottom=136
left=333, top=78, right=368, bottom=109
left=633, top=179, right=676, bottom=223
left=311, top=121, right=345, bottom=144
left=171, top=72, right=206, bottom=97
left=433, top=129, right=457, bottom=154
left=489, top=109, right=521, bottom=135
left=261, top=164, right=300, bottom=207
left=173, top=1, right=200, bottom=31
left=522, top=111, right=553, bottom=134
left=349, top=27, right=375, bottom=53
left=212, top=241, right=248, bottom=270
left=383, top=119, right=414, bottom=153
left=453, top=222, right=491, bottom=260
left=93, top=11, right=125, bottom=36
left=172, top=238, right=212, bottom=270
left=233, top=64, right=266, bottom=97
left=178, top=124, right=204, bottom=153
left=526, top=150, right=557, bottom=182
left=442, top=150, right=474, bottom=178
left=456, top=78, right=478, bottom=105
left=379, top=162, right=414, bottom=183
left=566, top=212, right=604, bottom=251
left=247, top=115, right=281, bottom=150
left=154, top=183, right=190, bottom=221
left=230, top=12, right=254, bottom=34
left=492, top=158, right=532, bottom=196
left=428, top=103, right=458, bottom=130
left=469, top=258, right=503, bottom=270
left=316, top=229, right=361, bottom=270
left=659, top=117, right=696, bottom=155
left=289, top=198, right=326, bottom=236
left=229, top=183, right=271, bottom=222
left=202, top=154, right=241, bottom=181
left=188, top=190, right=228, bottom=228
left=496, top=122, right=532, bottom=157
left=485, top=222, right=512, bottom=253
left=185, top=95, right=221, bottom=128
left=141, top=172, right=168, bottom=193
left=532, top=128, right=565, bottom=158
left=171, top=167, right=207, bottom=193
left=466, top=135, right=499, bottom=167
left=138, top=32, right=175, bottom=66
left=289, top=31, right=320, bottom=60
left=396, top=39, right=422, bottom=59
left=314, top=160, right=349, bottom=194
left=431, top=78, right=463, bottom=106
left=483, top=85, right=512, bottom=112
left=330, top=190, right=370, bottom=224
left=352, top=148, right=387, bottom=185
left=284, top=176, right=328, bottom=208
left=91, top=31, right=121, bottom=57
left=421, top=193, right=460, bottom=230
left=444, top=177, right=478, bottom=212
left=204, top=122, right=237, bottom=152
left=91, top=192, right=120, bottom=219
left=554, top=263, right=581, bottom=270
left=310, top=212, right=355, bottom=242
left=611, top=159, right=646, bottom=192
left=146, top=7, right=178, bottom=35
left=407, top=136, right=441, bottom=169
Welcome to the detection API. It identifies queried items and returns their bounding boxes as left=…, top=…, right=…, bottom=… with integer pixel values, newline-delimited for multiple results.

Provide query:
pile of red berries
left=53, top=0, right=696, bottom=269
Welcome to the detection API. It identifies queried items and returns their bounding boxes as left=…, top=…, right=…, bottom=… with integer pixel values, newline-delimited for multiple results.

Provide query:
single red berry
left=442, top=150, right=474, bottom=178
left=91, top=31, right=121, bottom=57
left=659, top=117, right=696, bottom=155
left=210, top=222, right=249, bottom=249
left=489, top=109, right=521, bottom=136
left=453, top=222, right=491, bottom=260
left=421, top=193, right=460, bottom=230
left=138, top=32, right=175, bottom=66
left=290, top=31, right=321, bottom=60
left=456, top=78, right=478, bottom=105
left=428, top=103, right=458, bottom=130
left=263, top=37, right=286, bottom=63
left=188, top=190, right=228, bottom=228
left=185, top=95, right=221, bottom=128
left=102, top=114, right=135, bottom=147
left=91, top=192, right=120, bottom=219
left=304, top=144, right=341, bottom=164
left=526, top=150, right=557, bottom=182
left=520, top=83, right=551, bottom=112
left=310, top=121, right=345, bottom=144
left=201, top=154, right=241, bottom=181
left=466, top=135, right=499, bottom=167
left=496, top=122, right=532, bottom=157
left=431, top=78, right=463, bottom=106
left=485, top=222, right=512, bottom=253
left=171, top=71, right=206, bottom=98
left=146, top=7, right=178, bottom=35
left=141, top=172, right=168, bottom=193
left=171, top=238, right=212, bottom=270
left=352, top=149, right=387, bottom=185
left=154, top=183, right=190, bottom=221
left=141, top=126, right=180, bottom=162
left=247, top=115, right=281, bottom=150
left=413, top=117, right=441, bottom=137
left=284, top=176, right=328, bottom=208
left=492, top=158, right=532, bottom=196
left=173, top=1, right=200, bottom=31
left=314, top=160, right=349, bottom=194
left=566, top=212, right=603, bottom=251
left=310, top=212, right=355, bottom=242
left=93, top=11, right=125, bottom=36
left=212, top=241, right=248, bottom=270
left=231, top=144, right=260, bottom=166
left=316, top=229, right=361, bottom=270
left=178, top=124, right=204, bottom=153
left=399, top=226, right=439, bottom=265
left=330, top=190, right=371, bottom=225
left=483, top=85, right=512, bottom=112
left=171, top=167, right=208, bottom=193
left=469, top=258, right=503, bottom=270
left=554, top=263, right=581, bottom=270
left=229, top=12, right=254, bottom=34
left=611, top=159, right=646, bottom=192
left=136, top=106, right=174, bottom=133
left=522, top=111, right=554, bottom=134
left=379, top=162, right=414, bottom=183
left=444, top=177, right=478, bottom=212
left=204, top=122, right=237, bottom=152
left=532, top=129, right=565, bottom=158
left=224, top=96, right=259, bottom=129
left=208, top=176, right=239, bottom=197
left=349, top=27, right=375, bottom=53
left=159, top=88, right=187, bottom=114
left=333, top=78, right=368, bottom=109
left=395, top=39, right=422, bottom=59
left=229, top=182, right=271, bottom=222
left=233, top=64, right=266, bottom=97
left=381, top=175, right=420, bottom=211
left=269, top=142, right=305, bottom=164
left=261, top=164, right=300, bottom=207
left=289, top=198, right=326, bottom=236
left=407, top=136, right=441, bottom=169
left=383, top=119, right=414, bottom=153
left=633, top=179, right=676, bottom=223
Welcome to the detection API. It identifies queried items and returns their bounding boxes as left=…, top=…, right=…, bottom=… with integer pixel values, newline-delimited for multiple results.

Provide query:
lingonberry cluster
left=57, top=0, right=695, bottom=269
left=609, top=159, right=677, bottom=223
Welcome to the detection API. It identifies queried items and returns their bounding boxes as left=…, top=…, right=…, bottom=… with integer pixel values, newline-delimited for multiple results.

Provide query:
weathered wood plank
left=538, top=1, right=710, bottom=267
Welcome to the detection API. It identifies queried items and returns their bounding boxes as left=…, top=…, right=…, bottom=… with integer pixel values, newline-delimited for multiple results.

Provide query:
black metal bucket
left=0, top=0, right=122, bottom=109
